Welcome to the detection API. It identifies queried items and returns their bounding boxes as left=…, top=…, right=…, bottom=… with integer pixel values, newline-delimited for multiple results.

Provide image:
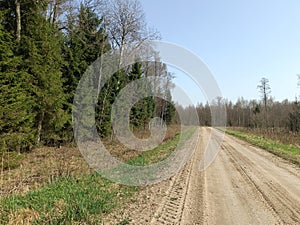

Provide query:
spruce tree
left=62, top=3, right=109, bottom=139
left=62, top=3, right=109, bottom=103
left=19, top=0, right=68, bottom=144
left=96, top=70, right=129, bottom=138
left=129, top=62, right=155, bottom=131
left=0, top=11, right=35, bottom=152
left=164, top=90, right=176, bottom=125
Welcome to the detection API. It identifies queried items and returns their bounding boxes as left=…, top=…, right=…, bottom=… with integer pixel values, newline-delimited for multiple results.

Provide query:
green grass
left=127, top=126, right=197, bottom=166
left=0, top=127, right=197, bottom=224
left=225, top=129, right=300, bottom=166
left=0, top=174, right=135, bottom=224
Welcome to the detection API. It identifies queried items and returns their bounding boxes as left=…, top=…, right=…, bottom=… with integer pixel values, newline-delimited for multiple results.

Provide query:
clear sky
left=140, top=0, right=300, bottom=104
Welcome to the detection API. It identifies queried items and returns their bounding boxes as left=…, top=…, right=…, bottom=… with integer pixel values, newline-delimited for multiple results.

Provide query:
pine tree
left=257, top=77, right=271, bottom=128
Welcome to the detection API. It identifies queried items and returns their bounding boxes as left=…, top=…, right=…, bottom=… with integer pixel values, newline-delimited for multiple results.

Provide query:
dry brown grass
left=7, top=208, right=40, bottom=225
left=229, top=127, right=300, bottom=146
left=105, top=124, right=181, bottom=162
left=0, top=125, right=181, bottom=197
left=0, top=147, right=91, bottom=197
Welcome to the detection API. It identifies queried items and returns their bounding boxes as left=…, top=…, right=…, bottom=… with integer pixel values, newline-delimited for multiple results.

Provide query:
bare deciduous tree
left=45, top=0, right=69, bottom=24
left=99, top=0, right=159, bottom=65
left=104, top=0, right=145, bottom=48
left=257, top=77, right=271, bottom=127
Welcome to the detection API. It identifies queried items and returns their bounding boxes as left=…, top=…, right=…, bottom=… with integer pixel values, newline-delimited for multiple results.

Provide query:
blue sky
left=141, top=0, right=300, bottom=104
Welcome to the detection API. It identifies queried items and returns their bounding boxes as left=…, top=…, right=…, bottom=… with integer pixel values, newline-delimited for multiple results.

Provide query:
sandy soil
left=105, top=127, right=300, bottom=224
left=203, top=128, right=300, bottom=225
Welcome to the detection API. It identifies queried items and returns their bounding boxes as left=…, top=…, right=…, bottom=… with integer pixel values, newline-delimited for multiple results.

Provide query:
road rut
left=104, top=127, right=300, bottom=224
left=203, top=127, right=300, bottom=225
left=152, top=127, right=300, bottom=224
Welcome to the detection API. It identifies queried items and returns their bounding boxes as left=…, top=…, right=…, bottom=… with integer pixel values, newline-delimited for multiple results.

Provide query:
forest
left=1, top=0, right=299, bottom=156
left=178, top=76, right=300, bottom=147
left=0, top=0, right=176, bottom=154
left=194, top=76, right=300, bottom=131
left=1, top=1, right=300, bottom=224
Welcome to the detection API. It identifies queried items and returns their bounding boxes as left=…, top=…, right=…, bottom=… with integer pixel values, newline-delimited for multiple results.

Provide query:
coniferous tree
left=0, top=0, right=178, bottom=153
left=257, top=77, right=271, bottom=128
left=0, top=11, right=35, bottom=152
left=62, top=3, right=109, bottom=139
left=96, top=69, right=128, bottom=138
left=129, top=62, right=155, bottom=131
left=164, top=90, right=176, bottom=125
left=19, top=0, right=68, bottom=144
left=63, top=3, right=109, bottom=103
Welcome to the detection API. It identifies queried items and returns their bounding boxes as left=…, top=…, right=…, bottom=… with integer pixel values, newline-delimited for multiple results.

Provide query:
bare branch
left=98, top=0, right=157, bottom=52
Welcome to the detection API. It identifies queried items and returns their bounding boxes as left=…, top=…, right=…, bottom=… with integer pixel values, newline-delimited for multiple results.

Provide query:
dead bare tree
left=257, top=77, right=271, bottom=128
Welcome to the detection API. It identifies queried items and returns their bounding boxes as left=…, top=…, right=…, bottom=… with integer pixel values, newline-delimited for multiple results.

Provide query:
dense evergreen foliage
left=0, top=11, right=35, bottom=152
left=0, top=0, right=176, bottom=153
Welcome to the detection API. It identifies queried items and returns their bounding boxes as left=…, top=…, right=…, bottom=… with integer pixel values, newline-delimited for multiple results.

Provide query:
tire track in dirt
left=150, top=128, right=204, bottom=225
left=222, top=143, right=284, bottom=224
left=104, top=127, right=300, bottom=224
left=150, top=158, right=194, bottom=224
left=204, top=128, right=300, bottom=225
left=223, top=141, right=300, bottom=224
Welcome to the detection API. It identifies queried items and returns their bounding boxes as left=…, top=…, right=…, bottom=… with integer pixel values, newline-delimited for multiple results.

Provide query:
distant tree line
left=0, top=0, right=176, bottom=153
left=181, top=76, right=300, bottom=132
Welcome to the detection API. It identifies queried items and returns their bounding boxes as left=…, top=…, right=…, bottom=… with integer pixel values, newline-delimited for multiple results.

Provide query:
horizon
left=141, top=0, right=300, bottom=105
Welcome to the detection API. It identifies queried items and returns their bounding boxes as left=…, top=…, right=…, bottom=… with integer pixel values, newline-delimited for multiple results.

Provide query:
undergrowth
left=1, top=126, right=197, bottom=224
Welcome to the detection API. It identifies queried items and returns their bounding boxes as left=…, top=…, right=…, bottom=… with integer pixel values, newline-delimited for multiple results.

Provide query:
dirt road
left=204, top=127, right=300, bottom=225
left=104, top=127, right=300, bottom=224
left=151, top=127, right=300, bottom=224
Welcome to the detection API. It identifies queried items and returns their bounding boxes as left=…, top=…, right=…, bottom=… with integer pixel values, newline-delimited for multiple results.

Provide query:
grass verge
left=1, top=126, right=197, bottom=224
left=225, top=129, right=300, bottom=166
left=0, top=173, right=136, bottom=224
left=127, top=126, right=197, bottom=166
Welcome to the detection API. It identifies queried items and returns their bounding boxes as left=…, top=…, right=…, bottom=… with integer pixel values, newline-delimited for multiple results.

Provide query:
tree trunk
left=53, top=0, right=60, bottom=23
left=36, top=111, right=44, bottom=144
left=15, top=0, right=21, bottom=42
left=119, top=36, right=126, bottom=68
left=97, top=35, right=105, bottom=96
